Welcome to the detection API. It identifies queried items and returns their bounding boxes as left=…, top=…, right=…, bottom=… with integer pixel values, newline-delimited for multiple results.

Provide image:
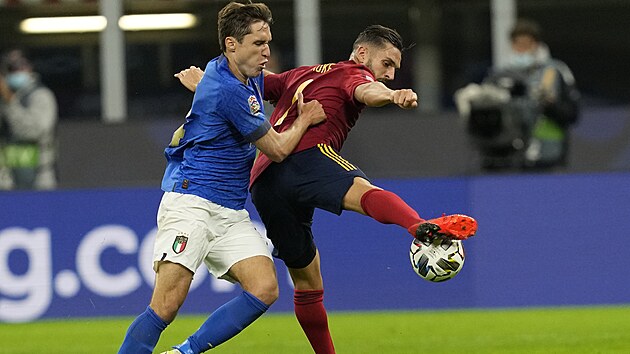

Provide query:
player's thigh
left=204, top=208, right=273, bottom=282
left=150, top=261, right=193, bottom=321
left=295, top=145, right=368, bottom=215
left=152, top=261, right=194, bottom=301
left=261, top=203, right=317, bottom=269
left=153, top=192, right=212, bottom=274
left=252, top=170, right=317, bottom=269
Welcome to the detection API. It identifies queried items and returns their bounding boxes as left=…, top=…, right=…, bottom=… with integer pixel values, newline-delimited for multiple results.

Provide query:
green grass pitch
left=1, top=306, right=629, bottom=353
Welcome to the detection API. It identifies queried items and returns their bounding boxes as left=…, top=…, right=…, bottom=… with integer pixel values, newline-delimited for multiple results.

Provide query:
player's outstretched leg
left=408, top=214, right=477, bottom=243
left=354, top=184, right=477, bottom=242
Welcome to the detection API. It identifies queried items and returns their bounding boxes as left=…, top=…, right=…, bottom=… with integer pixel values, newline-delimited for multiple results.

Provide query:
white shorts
left=152, top=192, right=272, bottom=282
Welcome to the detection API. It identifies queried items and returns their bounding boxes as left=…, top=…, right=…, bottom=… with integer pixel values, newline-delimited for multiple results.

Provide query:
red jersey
left=250, top=60, right=375, bottom=185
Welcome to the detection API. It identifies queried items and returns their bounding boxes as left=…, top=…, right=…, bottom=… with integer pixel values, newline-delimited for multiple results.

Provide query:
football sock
left=294, top=289, right=335, bottom=354
left=118, top=306, right=169, bottom=354
left=175, top=291, right=269, bottom=353
left=360, top=189, right=423, bottom=234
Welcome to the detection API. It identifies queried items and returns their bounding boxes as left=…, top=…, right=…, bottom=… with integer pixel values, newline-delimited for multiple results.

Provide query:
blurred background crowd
left=0, top=0, right=629, bottom=189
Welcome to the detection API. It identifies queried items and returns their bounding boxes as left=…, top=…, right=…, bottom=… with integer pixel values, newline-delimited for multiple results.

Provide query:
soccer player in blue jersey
left=117, top=2, right=326, bottom=354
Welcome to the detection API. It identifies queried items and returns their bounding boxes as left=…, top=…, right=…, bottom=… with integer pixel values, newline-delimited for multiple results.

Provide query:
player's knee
left=150, top=298, right=181, bottom=323
left=249, top=279, right=279, bottom=306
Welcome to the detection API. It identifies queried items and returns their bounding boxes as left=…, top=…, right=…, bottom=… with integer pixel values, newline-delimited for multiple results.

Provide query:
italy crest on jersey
left=248, top=95, right=261, bottom=115
left=172, top=234, right=188, bottom=254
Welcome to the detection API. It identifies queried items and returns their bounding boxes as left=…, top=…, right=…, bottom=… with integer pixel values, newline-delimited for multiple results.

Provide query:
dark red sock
left=294, top=290, right=335, bottom=354
left=360, top=189, right=424, bottom=232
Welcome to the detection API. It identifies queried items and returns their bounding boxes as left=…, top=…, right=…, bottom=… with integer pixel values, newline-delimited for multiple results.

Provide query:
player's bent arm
left=354, top=81, right=394, bottom=107
left=254, top=123, right=308, bottom=163
left=254, top=94, right=326, bottom=162
left=175, top=67, right=275, bottom=93
left=354, top=81, right=418, bottom=109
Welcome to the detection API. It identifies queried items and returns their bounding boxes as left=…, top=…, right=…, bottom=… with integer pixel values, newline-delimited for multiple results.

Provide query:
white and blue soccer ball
left=409, top=238, right=465, bottom=282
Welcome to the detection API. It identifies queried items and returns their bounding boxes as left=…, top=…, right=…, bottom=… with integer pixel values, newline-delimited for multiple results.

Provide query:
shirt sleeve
left=341, top=65, right=375, bottom=102
left=222, top=84, right=270, bottom=142
left=244, top=120, right=272, bottom=142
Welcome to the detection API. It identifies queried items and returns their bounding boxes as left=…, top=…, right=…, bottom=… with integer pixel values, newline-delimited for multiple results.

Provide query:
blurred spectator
left=0, top=49, right=58, bottom=190
left=455, top=19, right=580, bottom=170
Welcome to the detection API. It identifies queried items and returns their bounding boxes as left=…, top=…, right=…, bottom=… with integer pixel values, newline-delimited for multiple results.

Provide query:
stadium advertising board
left=1, top=175, right=629, bottom=322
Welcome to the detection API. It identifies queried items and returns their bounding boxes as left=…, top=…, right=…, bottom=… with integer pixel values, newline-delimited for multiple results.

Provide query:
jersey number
left=274, top=79, right=314, bottom=126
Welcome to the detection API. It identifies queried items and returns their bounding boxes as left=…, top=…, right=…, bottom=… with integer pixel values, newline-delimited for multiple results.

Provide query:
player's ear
left=225, top=37, right=237, bottom=53
left=355, top=45, right=368, bottom=64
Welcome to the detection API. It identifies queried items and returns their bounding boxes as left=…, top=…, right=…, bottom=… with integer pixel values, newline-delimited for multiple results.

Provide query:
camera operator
left=0, top=49, right=58, bottom=190
left=456, top=19, right=580, bottom=170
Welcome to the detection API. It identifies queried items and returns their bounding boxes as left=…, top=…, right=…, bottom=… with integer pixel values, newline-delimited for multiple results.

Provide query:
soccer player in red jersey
left=250, top=25, right=477, bottom=354
left=177, top=25, right=477, bottom=354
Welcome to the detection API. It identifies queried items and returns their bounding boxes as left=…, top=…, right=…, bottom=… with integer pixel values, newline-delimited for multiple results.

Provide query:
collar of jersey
left=217, top=54, right=257, bottom=87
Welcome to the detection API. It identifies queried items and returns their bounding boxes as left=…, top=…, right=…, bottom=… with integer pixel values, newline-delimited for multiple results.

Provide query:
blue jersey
left=161, top=55, right=271, bottom=210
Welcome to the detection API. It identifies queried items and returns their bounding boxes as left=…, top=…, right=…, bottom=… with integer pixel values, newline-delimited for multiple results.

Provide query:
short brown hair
left=217, top=2, right=273, bottom=52
left=352, top=25, right=404, bottom=52
left=510, top=19, right=542, bottom=42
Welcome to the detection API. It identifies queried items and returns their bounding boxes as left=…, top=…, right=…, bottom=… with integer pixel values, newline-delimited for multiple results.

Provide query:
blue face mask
left=6, top=72, right=32, bottom=91
left=507, top=52, right=535, bottom=69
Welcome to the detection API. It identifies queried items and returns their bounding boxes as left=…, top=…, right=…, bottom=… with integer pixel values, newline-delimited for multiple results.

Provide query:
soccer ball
left=409, top=238, right=465, bottom=282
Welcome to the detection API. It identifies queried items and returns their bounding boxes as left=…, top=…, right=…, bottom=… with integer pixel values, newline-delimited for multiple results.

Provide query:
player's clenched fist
left=296, top=92, right=327, bottom=126
left=392, top=89, right=418, bottom=109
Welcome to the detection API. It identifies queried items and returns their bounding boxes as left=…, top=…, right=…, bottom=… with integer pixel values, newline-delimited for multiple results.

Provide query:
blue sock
left=175, top=291, right=269, bottom=353
left=118, top=306, right=169, bottom=354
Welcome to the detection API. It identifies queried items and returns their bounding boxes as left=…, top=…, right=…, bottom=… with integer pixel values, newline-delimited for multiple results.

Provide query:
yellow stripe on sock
left=317, top=144, right=356, bottom=171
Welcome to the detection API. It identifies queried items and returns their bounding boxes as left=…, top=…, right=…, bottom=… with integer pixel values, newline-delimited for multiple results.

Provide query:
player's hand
left=296, top=92, right=326, bottom=126
left=392, top=89, right=418, bottom=109
left=174, top=66, right=204, bottom=93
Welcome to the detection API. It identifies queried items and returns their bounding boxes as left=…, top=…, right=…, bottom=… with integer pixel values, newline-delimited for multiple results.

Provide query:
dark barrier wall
left=56, top=105, right=630, bottom=188
left=1, top=173, right=629, bottom=322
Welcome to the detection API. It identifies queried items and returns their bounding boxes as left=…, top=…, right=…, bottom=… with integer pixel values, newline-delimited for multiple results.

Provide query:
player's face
left=364, top=43, right=401, bottom=82
left=230, top=21, right=272, bottom=81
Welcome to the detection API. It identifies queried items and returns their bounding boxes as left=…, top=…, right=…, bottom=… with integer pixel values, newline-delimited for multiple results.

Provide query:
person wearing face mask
left=506, top=19, right=580, bottom=169
left=456, top=19, right=580, bottom=170
left=0, top=49, right=58, bottom=190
